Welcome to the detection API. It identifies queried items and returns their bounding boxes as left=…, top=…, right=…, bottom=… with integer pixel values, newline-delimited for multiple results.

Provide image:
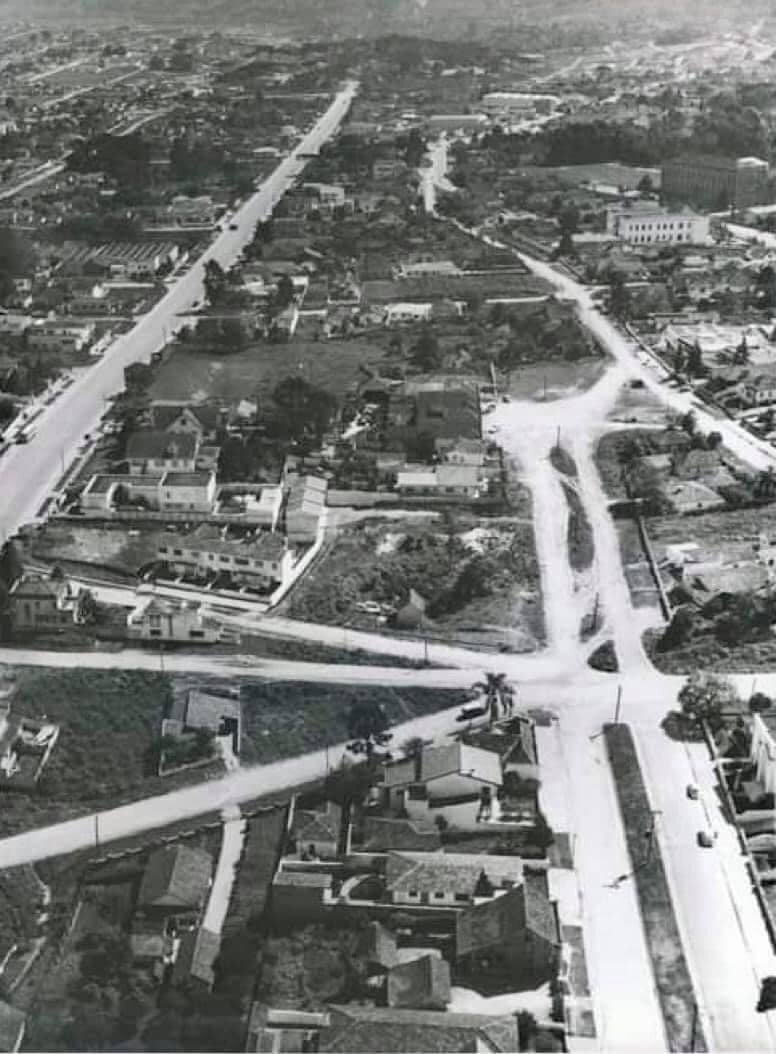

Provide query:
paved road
left=0, top=81, right=357, bottom=542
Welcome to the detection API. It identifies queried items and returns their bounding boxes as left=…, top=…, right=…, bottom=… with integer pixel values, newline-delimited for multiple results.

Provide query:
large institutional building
left=606, top=204, right=710, bottom=245
left=661, top=156, right=771, bottom=210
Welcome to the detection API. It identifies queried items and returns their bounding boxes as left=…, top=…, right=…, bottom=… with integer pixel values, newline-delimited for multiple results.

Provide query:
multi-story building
left=8, top=574, right=73, bottom=633
left=27, top=319, right=94, bottom=353
left=158, top=471, right=217, bottom=512
left=125, top=431, right=198, bottom=476
left=126, top=595, right=222, bottom=644
left=606, top=204, right=709, bottom=245
left=661, top=156, right=770, bottom=210
left=157, top=529, right=294, bottom=591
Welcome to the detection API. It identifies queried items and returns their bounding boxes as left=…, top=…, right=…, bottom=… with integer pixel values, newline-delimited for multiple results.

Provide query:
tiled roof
left=383, top=742, right=502, bottom=790
left=386, top=954, right=451, bottom=1010
left=456, top=872, right=558, bottom=958
left=126, top=430, right=197, bottom=461
left=319, top=1006, right=518, bottom=1053
left=173, top=925, right=221, bottom=987
left=9, top=574, right=60, bottom=601
left=292, top=801, right=342, bottom=846
left=386, top=851, right=522, bottom=898
left=362, top=817, right=441, bottom=852
left=150, top=402, right=221, bottom=433
left=138, top=844, right=213, bottom=910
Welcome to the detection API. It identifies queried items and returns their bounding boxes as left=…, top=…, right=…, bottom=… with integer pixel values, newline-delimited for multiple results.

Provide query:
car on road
left=229, top=222, right=238, bottom=230
left=697, top=830, right=715, bottom=848
left=456, top=705, right=487, bottom=723
left=686, top=783, right=699, bottom=800
left=14, top=431, right=30, bottom=444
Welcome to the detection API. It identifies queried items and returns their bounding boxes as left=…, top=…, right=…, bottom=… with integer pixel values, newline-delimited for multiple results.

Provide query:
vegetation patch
left=561, top=482, right=594, bottom=572
left=550, top=444, right=577, bottom=477
left=604, top=723, right=706, bottom=1053
left=588, top=639, right=618, bottom=672
left=239, top=683, right=473, bottom=765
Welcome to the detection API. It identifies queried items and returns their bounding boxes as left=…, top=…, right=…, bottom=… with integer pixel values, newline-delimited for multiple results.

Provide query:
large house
left=157, top=528, right=294, bottom=591
left=26, top=319, right=94, bottom=353
left=147, top=402, right=223, bottom=442
left=605, top=204, right=709, bottom=246
left=395, top=464, right=485, bottom=501
left=137, top=845, right=213, bottom=915
left=384, top=851, right=523, bottom=908
left=8, top=574, right=73, bottom=634
left=389, top=379, right=481, bottom=444
left=126, top=595, right=222, bottom=644
left=125, top=431, right=198, bottom=476
left=285, top=474, right=327, bottom=544
left=383, top=741, right=502, bottom=826
left=456, top=873, right=560, bottom=990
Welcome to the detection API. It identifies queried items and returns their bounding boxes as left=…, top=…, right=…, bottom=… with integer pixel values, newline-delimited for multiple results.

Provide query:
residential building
left=0, top=706, right=59, bottom=788
left=0, top=311, right=31, bottom=336
left=384, top=851, right=523, bottom=908
left=157, top=528, right=294, bottom=590
left=0, top=1001, right=26, bottom=1053
left=456, top=873, right=560, bottom=989
left=605, top=204, right=709, bottom=245
left=396, top=463, right=485, bottom=500
left=661, top=155, right=771, bottom=210
left=172, top=926, right=221, bottom=990
left=158, top=471, right=217, bottom=512
left=361, top=816, right=441, bottom=852
left=137, top=844, right=213, bottom=914
left=26, top=319, right=94, bottom=353
left=8, top=574, right=72, bottom=633
left=162, top=686, right=241, bottom=753
left=319, top=1005, right=519, bottom=1053
left=285, top=474, right=327, bottom=544
left=125, top=431, right=198, bottom=476
left=743, top=372, right=776, bottom=406
left=387, top=956, right=451, bottom=1011
left=480, top=91, right=558, bottom=119
left=89, top=241, right=179, bottom=279
left=435, top=437, right=488, bottom=467
left=390, top=378, right=481, bottom=442
left=289, top=800, right=342, bottom=859
left=147, top=402, right=223, bottom=441
left=385, top=302, right=433, bottom=325
left=271, top=866, right=333, bottom=923
left=394, top=260, right=462, bottom=280
left=126, top=595, right=222, bottom=644
left=170, top=194, right=217, bottom=226
left=246, top=1007, right=331, bottom=1054
left=383, top=741, right=502, bottom=826
left=427, top=114, right=488, bottom=133
left=751, top=712, right=776, bottom=795
left=215, top=485, right=283, bottom=529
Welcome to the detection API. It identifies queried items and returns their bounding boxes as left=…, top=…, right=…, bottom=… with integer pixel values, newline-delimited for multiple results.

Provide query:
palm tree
left=471, top=672, right=510, bottom=727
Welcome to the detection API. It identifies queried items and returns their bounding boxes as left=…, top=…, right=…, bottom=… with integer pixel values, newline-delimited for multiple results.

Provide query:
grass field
left=563, top=482, right=594, bottom=572
left=30, top=522, right=164, bottom=580
left=0, top=668, right=222, bottom=836
left=149, top=335, right=388, bottom=404
left=238, top=682, right=474, bottom=764
left=505, top=358, right=606, bottom=401
left=604, top=723, right=706, bottom=1053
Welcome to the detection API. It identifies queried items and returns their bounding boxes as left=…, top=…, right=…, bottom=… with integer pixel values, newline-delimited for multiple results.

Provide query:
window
left=454, top=893, right=469, bottom=903
left=150, top=629, right=161, bottom=637
left=434, top=891, right=445, bottom=899
left=173, top=549, right=182, bottom=556
left=189, top=630, right=205, bottom=639
left=235, top=557, right=249, bottom=566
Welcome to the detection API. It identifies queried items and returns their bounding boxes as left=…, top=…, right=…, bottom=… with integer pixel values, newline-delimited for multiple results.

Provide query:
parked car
left=456, top=705, right=487, bottom=723
left=697, top=830, right=715, bottom=848
left=229, top=222, right=238, bottom=230
left=356, top=601, right=382, bottom=616
left=686, top=784, right=699, bottom=800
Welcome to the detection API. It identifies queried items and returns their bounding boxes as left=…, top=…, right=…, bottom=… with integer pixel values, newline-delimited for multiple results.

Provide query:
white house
left=383, top=741, right=503, bottom=827
left=0, top=311, right=31, bottom=336
left=126, top=595, right=221, bottom=644
left=158, top=530, right=295, bottom=590
left=384, top=851, right=522, bottom=908
left=743, top=372, right=776, bottom=406
left=285, top=475, right=327, bottom=544
left=606, top=205, right=710, bottom=246
left=396, top=464, right=484, bottom=500
left=158, top=471, right=217, bottom=513
left=385, top=302, right=433, bottom=326
left=27, top=319, right=94, bottom=353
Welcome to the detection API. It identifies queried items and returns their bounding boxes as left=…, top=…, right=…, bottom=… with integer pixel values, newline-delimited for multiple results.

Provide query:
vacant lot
left=149, top=335, right=387, bottom=404
left=0, top=668, right=219, bottom=835
left=239, top=682, right=474, bottom=765
left=605, top=723, right=706, bottom=1053
left=506, top=358, right=606, bottom=401
left=30, top=522, right=164, bottom=581
left=283, top=515, right=543, bottom=651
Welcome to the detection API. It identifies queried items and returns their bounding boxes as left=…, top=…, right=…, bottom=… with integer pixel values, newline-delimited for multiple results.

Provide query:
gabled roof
left=150, top=402, right=221, bottom=433
left=9, top=574, right=61, bottom=601
left=291, top=801, right=342, bottom=846
left=138, top=844, right=213, bottom=910
left=355, top=920, right=398, bottom=971
left=362, top=816, right=441, bottom=852
left=319, top=1005, right=518, bottom=1053
left=386, top=851, right=522, bottom=899
left=126, top=430, right=198, bottom=462
left=456, top=872, right=558, bottom=958
left=387, top=954, right=451, bottom=1010
left=383, top=742, right=502, bottom=791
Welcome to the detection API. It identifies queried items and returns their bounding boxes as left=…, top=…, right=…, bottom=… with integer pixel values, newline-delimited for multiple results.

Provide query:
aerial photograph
left=3, top=0, right=776, bottom=1050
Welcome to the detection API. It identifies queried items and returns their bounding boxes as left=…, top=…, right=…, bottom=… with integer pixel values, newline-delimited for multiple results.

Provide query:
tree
left=734, top=335, right=749, bottom=365
left=679, top=410, right=697, bottom=436
left=706, top=431, right=722, bottom=450
left=274, top=274, right=295, bottom=311
left=608, top=273, right=632, bottom=321
left=75, top=589, right=99, bottom=625
left=472, top=672, right=510, bottom=726
left=411, top=327, right=442, bottom=372
left=346, top=699, right=392, bottom=763
left=203, top=259, right=227, bottom=306
left=686, top=342, right=705, bottom=377
left=749, top=692, right=773, bottom=713
left=400, top=736, right=426, bottom=758
left=637, top=173, right=654, bottom=196
left=678, top=671, right=739, bottom=730
left=658, top=607, right=694, bottom=651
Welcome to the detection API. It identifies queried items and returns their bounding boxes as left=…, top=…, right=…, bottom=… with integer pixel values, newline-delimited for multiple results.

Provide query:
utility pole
left=644, top=809, right=662, bottom=865
left=592, top=592, right=600, bottom=632
left=94, top=813, right=99, bottom=850
left=614, top=684, right=622, bottom=725
left=555, top=424, right=561, bottom=448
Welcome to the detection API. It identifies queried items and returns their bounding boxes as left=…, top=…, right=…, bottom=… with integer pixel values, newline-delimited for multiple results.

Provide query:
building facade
left=661, top=156, right=771, bottom=210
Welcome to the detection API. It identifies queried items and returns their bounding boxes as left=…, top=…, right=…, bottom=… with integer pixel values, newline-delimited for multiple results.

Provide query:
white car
left=356, top=601, right=382, bottom=616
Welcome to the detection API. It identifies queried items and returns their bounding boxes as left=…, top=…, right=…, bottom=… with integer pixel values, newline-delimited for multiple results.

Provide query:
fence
left=635, top=514, right=672, bottom=623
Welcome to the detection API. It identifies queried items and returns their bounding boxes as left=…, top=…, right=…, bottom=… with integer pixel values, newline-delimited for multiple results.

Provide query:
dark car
left=697, top=830, right=715, bottom=848
left=456, top=705, right=487, bottom=723
left=229, top=222, right=238, bottom=230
